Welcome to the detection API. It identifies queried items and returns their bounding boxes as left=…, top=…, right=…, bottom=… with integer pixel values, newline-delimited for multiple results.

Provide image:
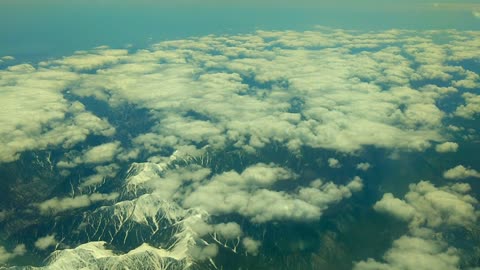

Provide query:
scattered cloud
left=37, top=192, right=119, bottom=215
left=374, top=193, right=415, bottom=222
left=47, top=48, right=128, bottom=71
left=357, top=180, right=478, bottom=269
left=443, top=165, right=480, bottom=180
left=0, top=244, right=26, bottom=264
left=354, top=233, right=460, bottom=270
left=3, top=29, right=480, bottom=165
left=455, top=93, right=480, bottom=119
left=0, top=69, right=115, bottom=163
left=1, top=56, right=14, bottom=61
left=328, top=158, right=342, bottom=168
left=182, top=163, right=362, bottom=223
left=80, top=164, right=120, bottom=188
left=2, top=28, right=480, bottom=269
left=34, top=234, right=58, bottom=250
left=356, top=162, right=371, bottom=171
left=473, top=9, right=480, bottom=18
left=435, top=142, right=458, bottom=153
left=213, top=222, right=243, bottom=239
left=79, top=141, right=122, bottom=164
left=242, top=237, right=261, bottom=256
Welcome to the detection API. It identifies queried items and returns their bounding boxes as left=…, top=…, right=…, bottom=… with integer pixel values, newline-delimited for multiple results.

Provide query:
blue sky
left=1, top=0, right=479, bottom=60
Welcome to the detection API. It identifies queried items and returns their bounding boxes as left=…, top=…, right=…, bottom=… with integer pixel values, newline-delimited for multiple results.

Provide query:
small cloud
left=242, top=237, right=261, bottom=256
left=356, top=162, right=371, bottom=171
left=37, top=192, right=119, bottom=215
left=443, top=165, right=480, bottom=180
left=190, top=244, right=218, bottom=261
left=435, top=142, right=458, bottom=153
left=34, top=234, right=57, bottom=250
left=1, top=56, right=14, bottom=61
left=214, top=222, right=243, bottom=239
left=328, top=158, right=341, bottom=168
left=0, top=244, right=26, bottom=264
left=81, top=142, right=122, bottom=164
left=473, top=9, right=480, bottom=18
left=374, top=193, right=415, bottom=221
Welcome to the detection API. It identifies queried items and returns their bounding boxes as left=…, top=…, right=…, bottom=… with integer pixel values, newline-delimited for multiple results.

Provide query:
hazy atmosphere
left=0, top=1, right=479, bottom=269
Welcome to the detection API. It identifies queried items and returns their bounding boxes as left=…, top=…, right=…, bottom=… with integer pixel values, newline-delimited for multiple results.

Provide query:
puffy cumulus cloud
left=435, top=142, right=458, bottom=153
left=240, top=189, right=322, bottom=222
left=242, top=237, right=261, bottom=256
left=237, top=163, right=296, bottom=186
left=1, top=56, right=15, bottom=61
left=328, top=158, right=342, bottom=168
left=53, top=29, right=480, bottom=159
left=403, top=181, right=478, bottom=228
left=58, top=142, right=122, bottom=169
left=34, top=234, right=58, bottom=250
left=80, top=164, right=120, bottom=188
left=455, top=93, right=480, bottom=119
left=0, top=63, right=115, bottom=163
left=189, top=244, right=219, bottom=261
left=358, top=180, right=478, bottom=270
left=182, top=163, right=362, bottom=223
left=453, top=70, right=480, bottom=89
left=374, top=193, right=416, bottom=222
left=356, top=162, right=371, bottom=171
left=7, top=28, right=480, bottom=269
left=79, top=141, right=122, bottom=164
left=37, top=192, right=119, bottom=215
left=127, top=158, right=356, bottom=226
left=0, top=244, right=26, bottom=264
left=46, top=48, right=129, bottom=71
left=443, top=165, right=480, bottom=180
left=213, top=222, right=243, bottom=239
left=126, top=162, right=212, bottom=199
left=354, top=234, right=459, bottom=270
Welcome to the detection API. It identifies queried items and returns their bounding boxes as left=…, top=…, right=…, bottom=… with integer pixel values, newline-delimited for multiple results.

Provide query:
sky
left=1, top=0, right=479, bottom=61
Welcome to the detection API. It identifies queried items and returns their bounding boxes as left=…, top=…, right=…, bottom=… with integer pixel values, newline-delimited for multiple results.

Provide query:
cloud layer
left=1, top=27, right=479, bottom=269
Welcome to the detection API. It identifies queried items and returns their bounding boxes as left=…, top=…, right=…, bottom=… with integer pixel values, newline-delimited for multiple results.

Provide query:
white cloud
left=328, top=158, right=342, bottom=168
left=50, top=49, right=128, bottom=71
left=242, top=237, right=261, bottom=256
left=34, top=234, right=58, bottom=250
left=474, top=9, right=480, bottom=18
left=455, top=93, right=480, bottom=119
left=358, top=180, right=478, bottom=270
left=3, top=28, right=480, bottom=268
left=356, top=162, right=371, bottom=171
left=61, top=29, right=473, bottom=160
left=382, top=181, right=477, bottom=227
left=182, top=163, right=362, bottom=223
left=37, top=192, right=119, bottom=215
left=435, top=142, right=458, bottom=153
left=213, top=222, right=243, bottom=239
left=443, top=165, right=480, bottom=180
left=374, top=193, right=415, bottom=222
left=0, top=67, right=115, bottom=163
left=406, top=181, right=477, bottom=228
left=3, top=29, right=479, bottom=165
left=1, top=56, right=15, bottom=61
left=354, top=235, right=459, bottom=270
left=80, top=141, right=122, bottom=164
left=80, top=164, right=120, bottom=188
left=190, top=244, right=218, bottom=261
left=0, top=244, right=26, bottom=264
